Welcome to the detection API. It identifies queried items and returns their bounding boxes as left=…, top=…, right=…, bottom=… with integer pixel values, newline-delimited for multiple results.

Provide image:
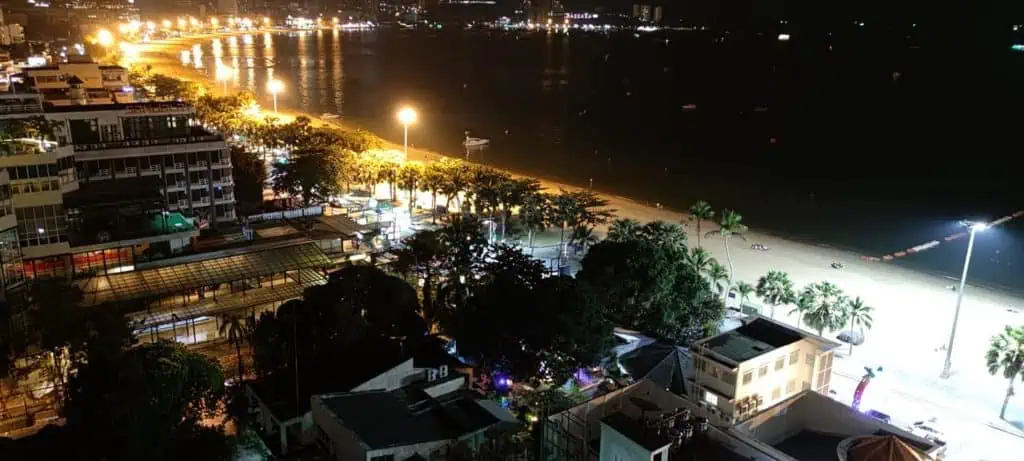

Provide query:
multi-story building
left=689, top=316, right=841, bottom=423
left=0, top=58, right=235, bottom=288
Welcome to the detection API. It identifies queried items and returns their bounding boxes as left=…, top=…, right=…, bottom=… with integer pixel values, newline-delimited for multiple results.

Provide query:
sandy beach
left=131, top=33, right=1024, bottom=457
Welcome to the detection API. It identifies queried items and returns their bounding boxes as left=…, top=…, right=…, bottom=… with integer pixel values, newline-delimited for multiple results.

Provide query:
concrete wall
left=311, top=396, right=367, bottom=461
left=598, top=422, right=657, bottom=461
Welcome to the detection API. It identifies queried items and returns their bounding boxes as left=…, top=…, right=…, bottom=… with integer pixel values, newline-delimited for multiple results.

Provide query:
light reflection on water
left=165, top=30, right=1023, bottom=289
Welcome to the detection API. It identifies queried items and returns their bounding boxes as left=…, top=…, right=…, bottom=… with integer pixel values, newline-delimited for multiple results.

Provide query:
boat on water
left=682, top=103, right=697, bottom=111
left=463, top=136, right=490, bottom=148
left=320, top=113, right=341, bottom=120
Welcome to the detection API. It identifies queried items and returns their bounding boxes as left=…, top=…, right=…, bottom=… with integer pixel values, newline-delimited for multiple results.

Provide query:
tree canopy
left=578, top=220, right=723, bottom=343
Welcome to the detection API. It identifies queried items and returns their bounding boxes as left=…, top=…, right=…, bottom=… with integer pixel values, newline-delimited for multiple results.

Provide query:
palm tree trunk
left=409, top=188, right=415, bottom=213
left=1001, top=381, right=1015, bottom=420
left=723, top=237, right=734, bottom=302
left=770, top=304, right=776, bottom=319
left=696, top=221, right=702, bottom=248
left=431, top=191, right=437, bottom=224
left=849, top=318, right=855, bottom=355
left=235, top=340, right=244, bottom=383
left=528, top=228, right=535, bottom=254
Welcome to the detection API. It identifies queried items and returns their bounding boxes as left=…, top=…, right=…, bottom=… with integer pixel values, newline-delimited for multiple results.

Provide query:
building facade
left=0, top=58, right=235, bottom=289
left=689, top=316, right=840, bottom=423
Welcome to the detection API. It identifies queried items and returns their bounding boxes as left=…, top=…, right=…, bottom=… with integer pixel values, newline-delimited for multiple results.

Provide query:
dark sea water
left=170, top=29, right=1024, bottom=292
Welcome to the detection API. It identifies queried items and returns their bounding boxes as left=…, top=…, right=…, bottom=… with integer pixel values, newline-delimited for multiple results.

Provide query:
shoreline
left=132, top=35, right=1024, bottom=303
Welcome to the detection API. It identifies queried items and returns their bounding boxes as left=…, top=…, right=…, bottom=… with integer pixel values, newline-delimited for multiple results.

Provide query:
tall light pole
left=940, top=220, right=988, bottom=379
left=267, top=79, right=284, bottom=114
left=397, top=107, right=417, bottom=155
left=215, top=66, right=232, bottom=95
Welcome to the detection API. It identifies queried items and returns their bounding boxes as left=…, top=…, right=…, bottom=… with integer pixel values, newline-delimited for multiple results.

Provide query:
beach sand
left=131, top=34, right=1024, bottom=456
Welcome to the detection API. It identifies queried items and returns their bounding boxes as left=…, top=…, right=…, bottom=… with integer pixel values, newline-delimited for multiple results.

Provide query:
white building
left=310, top=364, right=518, bottom=461
left=0, top=58, right=234, bottom=287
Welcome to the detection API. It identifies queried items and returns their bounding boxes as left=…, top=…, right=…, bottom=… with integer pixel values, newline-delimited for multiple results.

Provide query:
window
left=789, top=351, right=799, bottom=365
left=806, top=353, right=815, bottom=367
left=775, top=357, right=784, bottom=371
left=369, top=456, right=394, bottom=461
left=742, top=371, right=752, bottom=385
left=787, top=380, right=796, bottom=394
left=653, top=451, right=665, bottom=461
left=704, top=390, right=719, bottom=406
left=771, top=387, right=781, bottom=401
left=758, top=364, right=768, bottom=377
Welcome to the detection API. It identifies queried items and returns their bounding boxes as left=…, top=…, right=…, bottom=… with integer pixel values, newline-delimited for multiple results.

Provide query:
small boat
left=682, top=104, right=697, bottom=111
left=753, top=105, right=768, bottom=112
left=320, top=113, right=340, bottom=120
left=463, top=136, right=490, bottom=148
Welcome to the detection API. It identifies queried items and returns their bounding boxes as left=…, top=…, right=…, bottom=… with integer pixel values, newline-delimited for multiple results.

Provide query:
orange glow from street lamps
left=162, top=19, right=172, bottom=29
left=267, top=79, right=284, bottom=94
left=96, top=29, right=115, bottom=47
left=397, top=107, right=417, bottom=126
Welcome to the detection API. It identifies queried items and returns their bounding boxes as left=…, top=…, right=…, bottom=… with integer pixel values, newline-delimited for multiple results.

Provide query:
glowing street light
left=396, top=107, right=417, bottom=154
left=267, top=79, right=284, bottom=113
left=96, top=29, right=115, bottom=47
left=940, top=220, right=990, bottom=379
left=215, top=66, right=232, bottom=95
left=210, top=18, right=219, bottom=28
left=263, top=17, right=271, bottom=27
left=162, top=19, right=172, bottom=30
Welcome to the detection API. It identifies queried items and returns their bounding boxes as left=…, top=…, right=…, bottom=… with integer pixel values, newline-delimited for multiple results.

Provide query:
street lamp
left=940, top=220, right=989, bottom=379
left=397, top=107, right=417, bottom=155
left=95, top=29, right=115, bottom=48
left=267, top=79, right=284, bottom=113
left=215, top=66, right=232, bottom=95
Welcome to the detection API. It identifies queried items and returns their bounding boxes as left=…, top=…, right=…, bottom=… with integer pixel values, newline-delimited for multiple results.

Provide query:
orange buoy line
left=860, top=210, right=1024, bottom=262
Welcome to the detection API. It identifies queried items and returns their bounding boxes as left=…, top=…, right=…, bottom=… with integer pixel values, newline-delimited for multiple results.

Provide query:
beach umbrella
left=837, top=330, right=865, bottom=346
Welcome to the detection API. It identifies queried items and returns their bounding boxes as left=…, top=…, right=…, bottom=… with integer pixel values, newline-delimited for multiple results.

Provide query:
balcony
left=141, top=164, right=162, bottom=176
left=214, top=194, right=234, bottom=204
left=73, top=134, right=223, bottom=153
left=167, top=181, right=186, bottom=191
left=213, top=176, right=233, bottom=186
left=192, top=197, right=211, bottom=207
left=69, top=211, right=198, bottom=249
left=0, top=102, right=44, bottom=115
left=211, top=158, right=231, bottom=168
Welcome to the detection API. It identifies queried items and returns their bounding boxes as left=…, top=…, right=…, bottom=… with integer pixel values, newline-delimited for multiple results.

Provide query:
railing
left=215, top=194, right=234, bottom=202
left=177, top=199, right=188, bottom=207
left=193, top=198, right=211, bottom=206
left=0, top=103, right=43, bottom=114
left=245, top=206, right=324, bottom=224
left=72, top=134, right=222, bottom=152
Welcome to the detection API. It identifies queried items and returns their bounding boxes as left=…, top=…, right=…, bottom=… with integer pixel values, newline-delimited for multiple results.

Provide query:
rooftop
left=696, top=316, right=838, bottom=365
left=602, top=412, right=669, bottom=451
left=618, top=342, right=692, bottom=396
left=318, top=387, right=508, bottom=450
left=733, top=390, right=941, bottom=460
left=78, top=239, right=332, bottom=304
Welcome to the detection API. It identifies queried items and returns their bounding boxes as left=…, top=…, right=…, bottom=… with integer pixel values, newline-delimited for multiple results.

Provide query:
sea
left=157, top=27, right=1024, bottom=293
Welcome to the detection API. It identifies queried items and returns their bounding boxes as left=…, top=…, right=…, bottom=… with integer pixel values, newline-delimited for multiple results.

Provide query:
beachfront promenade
left=131, top=35, right=1024, bottom=459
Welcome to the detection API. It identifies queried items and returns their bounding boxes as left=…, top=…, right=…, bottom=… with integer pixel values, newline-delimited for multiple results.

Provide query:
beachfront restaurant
left=76, top=238, right=333, bottom=345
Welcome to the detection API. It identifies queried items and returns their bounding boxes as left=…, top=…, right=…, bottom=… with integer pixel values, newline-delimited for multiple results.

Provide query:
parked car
left=864, top=409, right=891, bottom=424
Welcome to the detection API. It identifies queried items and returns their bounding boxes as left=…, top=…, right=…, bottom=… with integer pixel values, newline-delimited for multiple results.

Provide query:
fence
left=244, top=206, right=324, bottom=224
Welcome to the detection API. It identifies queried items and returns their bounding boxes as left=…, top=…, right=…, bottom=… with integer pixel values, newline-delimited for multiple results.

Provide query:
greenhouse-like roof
left=80, top=240, right=331, bottom=305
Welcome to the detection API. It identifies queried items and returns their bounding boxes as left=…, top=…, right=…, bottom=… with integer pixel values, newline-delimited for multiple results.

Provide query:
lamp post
left=397, top=107, right=417, bottom=155
left=215, top=66, right=232, bottom=95
left=940, top=220, right=988, bottom=379
left=267, top=79, right=284, bottom=114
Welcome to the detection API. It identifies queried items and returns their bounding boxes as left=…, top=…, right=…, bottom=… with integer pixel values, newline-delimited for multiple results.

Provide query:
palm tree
left=704, top=209, right=747, bottom=301
left=791, top=282, right=847, bottom=336
left=688, top=200, right=715, bottom=248
left=421, top=162, right=445, bottom=224
left=756, top=270, right=796, bottom=319
left=986, top=325, right=1024, bottom=420
left=686, top=247, right=715, bottom=274
left=520, top=191, right=550, bottom=252
left=378, top=160, right=400, bottom=201
left=844, top=297, right=874, bottom=354
left=395, top=230, right=446, bottom=332
left=734, top=282, right=755, bottom=308
left=608, top=218, right=642, bottom=242
left=219, top=314, right=247, bottom=383
left=498, top=178, right=540, bottom=240
left=398, top=162, right=423, bottom=213
left=705, top=261, right=729, bottom=294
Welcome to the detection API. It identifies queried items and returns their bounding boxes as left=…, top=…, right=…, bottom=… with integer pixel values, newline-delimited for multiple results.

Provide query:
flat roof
left=773, top=430, right=847, bottom=461
left=320, top=388, right=501, bottom=450
left=43, top=100, right=195, bottom=114
left=602, top=412, right=670, bottom=451
left=701, top=317, right=807, bottom=364
left=79, top=240, right=332, bottom=304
